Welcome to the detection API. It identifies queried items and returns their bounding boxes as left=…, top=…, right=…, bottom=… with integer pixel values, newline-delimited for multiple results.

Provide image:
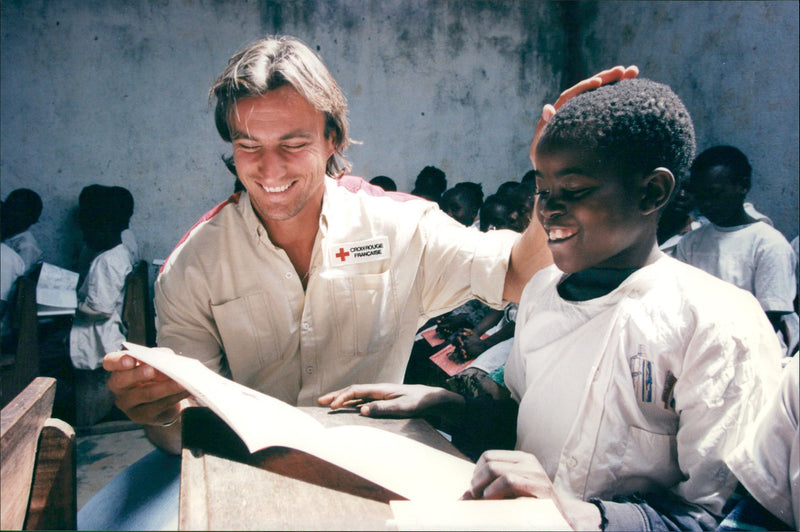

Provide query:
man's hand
left=464, top=450, right=602, bottom=531
left=531, top=65, right=639, bottom=167
left=317, top=383, right=462, bottom=418
left=104, top=350, right=191, bottom=427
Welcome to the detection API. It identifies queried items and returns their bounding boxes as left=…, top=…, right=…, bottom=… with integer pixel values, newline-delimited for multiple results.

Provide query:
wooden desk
left=180, top=406, right=469, bottom=531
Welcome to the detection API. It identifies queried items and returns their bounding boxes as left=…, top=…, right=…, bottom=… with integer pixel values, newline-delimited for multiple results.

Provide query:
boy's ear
left=640, top=168, right=675, bottom=215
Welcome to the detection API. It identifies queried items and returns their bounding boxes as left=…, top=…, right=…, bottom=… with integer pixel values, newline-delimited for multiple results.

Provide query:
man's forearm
left=503, top=219, right=552, bottom=303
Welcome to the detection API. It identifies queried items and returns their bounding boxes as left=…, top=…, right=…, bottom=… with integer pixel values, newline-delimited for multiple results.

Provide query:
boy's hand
left=465, top=450, right=602, bottom=531
left=104, top=350, right=191, bottom=426
left=531, top=65, right=639, bottom=167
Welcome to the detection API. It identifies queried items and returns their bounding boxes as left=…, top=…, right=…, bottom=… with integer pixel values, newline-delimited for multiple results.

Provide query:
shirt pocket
left=210, top=291, right=287, bottom=379
left=328, top=270, right=399, bottom=357
left=617, top=425, right=683, bottom=492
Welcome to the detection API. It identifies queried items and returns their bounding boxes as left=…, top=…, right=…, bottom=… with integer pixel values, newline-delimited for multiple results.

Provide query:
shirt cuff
left=589, top=499, right=650, bottom=531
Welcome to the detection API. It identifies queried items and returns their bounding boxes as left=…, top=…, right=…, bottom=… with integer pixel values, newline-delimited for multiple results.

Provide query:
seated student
left=1, top=188, right=44, bottom=272
left=656, top=180, right=700, bottom=256
left=439, top=182, right=484, bottom=227
left=716, top=355, right=799, bottom=531
left=447, top=193, right=530, bottom=398
left=368, top=175, right=397, bottom=192
left=112, top=186, right=140, bottom=263
left=320, top=78, right=783, bottom=531
left=1, top=201, right=27, bottom=348
left=411, top=165, right=447, bottom=202
left=70, top=186, right=134, bottom=426
left=676, top=145, right=798, bottom=356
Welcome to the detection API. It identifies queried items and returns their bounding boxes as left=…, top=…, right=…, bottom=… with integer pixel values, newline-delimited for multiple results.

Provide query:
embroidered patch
left=629, top=345, right=653, bottom=403
left=329, top=236, right=390, bottom=266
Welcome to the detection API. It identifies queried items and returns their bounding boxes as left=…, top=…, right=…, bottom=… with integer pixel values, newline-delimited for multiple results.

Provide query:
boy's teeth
left=263, top=183, right=291, bottom=193
left=549, top=228, right=577, bottom=240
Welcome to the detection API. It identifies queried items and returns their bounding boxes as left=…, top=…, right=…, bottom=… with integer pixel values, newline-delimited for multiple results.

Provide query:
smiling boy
left=322, top=78, right=784, bottom=530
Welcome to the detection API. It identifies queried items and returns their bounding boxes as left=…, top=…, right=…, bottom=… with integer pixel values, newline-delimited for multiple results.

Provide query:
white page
left=36, top=263, right=78, bottom=308
left=123, top=342, right=475, bottom=501
left=389, top=499, right=572, bottom=531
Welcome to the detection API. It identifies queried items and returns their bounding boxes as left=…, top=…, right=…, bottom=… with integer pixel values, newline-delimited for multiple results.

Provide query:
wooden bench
left=1, top=274, right=40, bottom=409
left=122, top=260, right=155, bottom=347
left=0, top=377, right=76, bottom=530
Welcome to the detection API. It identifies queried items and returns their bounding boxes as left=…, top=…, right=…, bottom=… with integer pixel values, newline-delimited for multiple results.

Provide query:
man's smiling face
left=230, top=85, right=335, bottom=225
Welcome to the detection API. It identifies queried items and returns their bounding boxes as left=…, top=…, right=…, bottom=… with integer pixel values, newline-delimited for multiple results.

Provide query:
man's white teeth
left=262, top=183, right=291, bottom=193
left=549, top=228, right=577, bottom=241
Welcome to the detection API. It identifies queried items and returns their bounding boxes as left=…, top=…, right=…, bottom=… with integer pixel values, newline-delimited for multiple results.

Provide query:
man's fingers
left=107, top=362, right=160, bottom=392
left=103, top=351, right=137, bottom=371
left=622, top=65, right=639, bottom=79
left=123, top=390, right=191, bottom=426
left=113, top=378, right=188, bottom=413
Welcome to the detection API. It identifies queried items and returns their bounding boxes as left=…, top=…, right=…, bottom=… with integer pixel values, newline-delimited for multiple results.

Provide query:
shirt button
left=567, top=457, right=578, bottom=468
left=285, top=272, right=293, bottom=279
left=305, top=366, right=314, bottom=374
left=302, top=322, right=310, bottom=331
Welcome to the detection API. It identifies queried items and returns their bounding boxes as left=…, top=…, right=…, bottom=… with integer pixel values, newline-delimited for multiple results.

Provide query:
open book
left=123, top=342, right=474, bottom=501
left=123, top=343, right=571, bottom=530
left=36, top=263, right=79, bottom=315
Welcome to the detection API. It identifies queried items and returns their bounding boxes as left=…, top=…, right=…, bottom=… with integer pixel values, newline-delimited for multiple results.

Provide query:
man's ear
left=640, top=168, right=675, bottom=215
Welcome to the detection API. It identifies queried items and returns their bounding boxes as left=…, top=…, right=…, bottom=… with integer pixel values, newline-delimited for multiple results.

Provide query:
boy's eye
left=562, top=188, right=592, bottom=201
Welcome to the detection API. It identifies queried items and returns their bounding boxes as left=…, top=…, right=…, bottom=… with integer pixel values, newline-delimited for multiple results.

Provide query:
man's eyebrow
left=230, top=129, right=254, bottom=141
left=230, top=130, right=313, bottom=141
left=279, top=130, right=313, bottom=141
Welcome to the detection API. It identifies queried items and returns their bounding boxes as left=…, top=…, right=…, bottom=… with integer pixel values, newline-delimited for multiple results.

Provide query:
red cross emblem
left=335, top=248, right=350, bottom=262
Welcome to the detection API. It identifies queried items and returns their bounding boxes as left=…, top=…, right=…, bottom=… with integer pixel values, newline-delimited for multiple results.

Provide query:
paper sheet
left=123, top=343, right=476, bottom=501
left=389, top=499, right=572, bottom=531
left=36, top=263, right=79, bottom=309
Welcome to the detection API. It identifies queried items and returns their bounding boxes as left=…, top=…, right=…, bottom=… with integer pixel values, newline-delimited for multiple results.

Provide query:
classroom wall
left=0, top=0, right=566, bottom=266
left=1, top=0, right=798, bottom=271
left=577, top=0, right=799, bottom=239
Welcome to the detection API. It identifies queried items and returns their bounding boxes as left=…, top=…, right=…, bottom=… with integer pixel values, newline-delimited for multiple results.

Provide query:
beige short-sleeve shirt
left=155, top=177, right=518, bottom=405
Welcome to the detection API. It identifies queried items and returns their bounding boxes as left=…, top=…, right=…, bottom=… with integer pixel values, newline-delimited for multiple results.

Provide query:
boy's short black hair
left=690, top=145, right=752, bottom=190
left=538, top=78, right=696, bottom=186
left=1, top=188, right=43, bottom=239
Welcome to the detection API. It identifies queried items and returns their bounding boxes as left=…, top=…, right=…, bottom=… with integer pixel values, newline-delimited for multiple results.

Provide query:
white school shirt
left=121, top=228, right=140, bottom=263
left=505, top=257, right=782, bottom=516
left=675, top=221, right=796, bottom=313
left=1, top=242, right=25, bottom=302
left=3, top=230, right=43, bottom=273
left=155, top=177, right=518, bottom=406
left=70, top=244, right=134, bottom=370
left=726, top=355, right=799, bottom=529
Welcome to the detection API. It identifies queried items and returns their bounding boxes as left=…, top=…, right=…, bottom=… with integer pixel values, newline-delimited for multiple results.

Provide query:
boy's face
left=688, top=165, right=746, bottom=225
left=533, top=145, right=655, bottom=274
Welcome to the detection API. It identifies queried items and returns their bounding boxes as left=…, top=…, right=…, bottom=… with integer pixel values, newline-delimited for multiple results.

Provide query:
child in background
left=676, top=145, right=798, bottom=356
left=70, top=185, right=134, bottom=426
left=320, top=78, right=783, bottom=530
left=439, top=183, right=483, bottom=227
left=113, top=186, right=140, bottom=263
left=1, top=188, right=44, bottom=272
